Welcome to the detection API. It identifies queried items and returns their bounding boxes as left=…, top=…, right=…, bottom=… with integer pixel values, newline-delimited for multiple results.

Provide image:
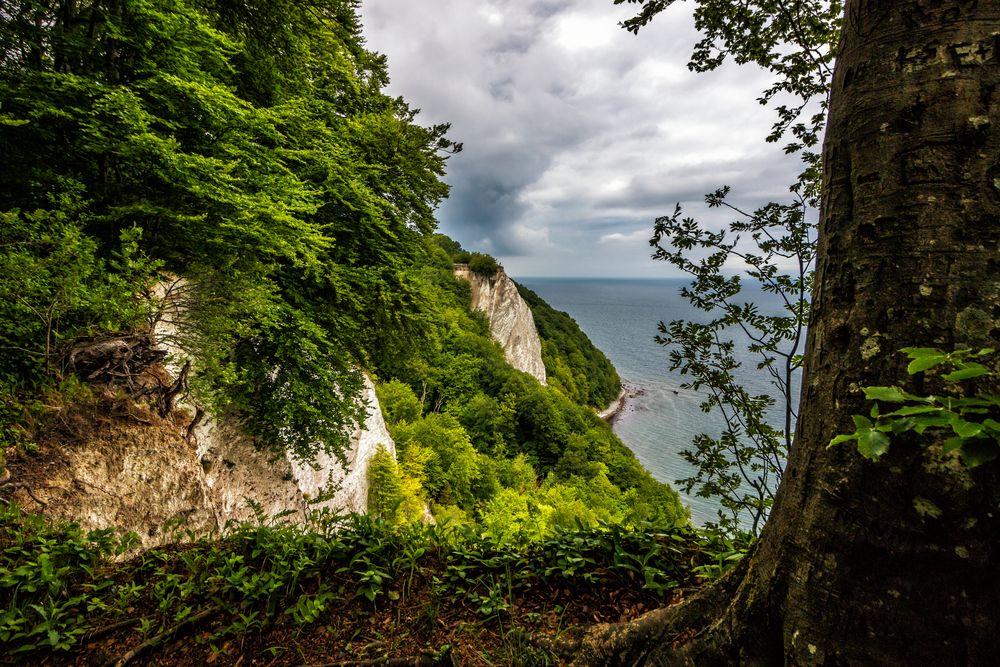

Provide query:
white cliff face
left=454, top=265, right=547, bottom=385
left=193, top=375, right=394, bottom=525
left=13, top=279, right=396, bottom=548
left=151, top=279, right=396, bottom=527
left=12, top=409, right=221, bottom=551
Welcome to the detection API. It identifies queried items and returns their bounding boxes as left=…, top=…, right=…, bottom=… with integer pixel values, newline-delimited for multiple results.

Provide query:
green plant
left=830, top=348, right=999, bottom=466
left=286, top=590, right=336, bottom=626
left=366, top=445, right=406, bottom=525
left=0, top=505, right=127, bottom=655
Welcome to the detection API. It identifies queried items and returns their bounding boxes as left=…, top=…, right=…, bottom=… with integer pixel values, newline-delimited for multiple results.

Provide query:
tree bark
left=575, top=2, right=1000, bottom=664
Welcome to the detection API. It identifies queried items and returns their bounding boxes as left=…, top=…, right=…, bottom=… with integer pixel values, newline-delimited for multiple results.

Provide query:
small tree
left=366, top=444, right=405, bottom=524
left=616, top=0, right=840, bottom=536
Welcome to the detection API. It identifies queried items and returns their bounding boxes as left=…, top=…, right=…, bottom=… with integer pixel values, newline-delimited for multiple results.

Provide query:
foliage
left=467, top=252, right=500, bottom=278
left=652, top=197, right=813, bottom=536
left=0, top=206, right=156, bottom=387
left=830, top=348, right=1000, bottom=467
left=0, top=503, right=733, bottom=661
left=374, top=237, right=688, bottom=536
left=0, top=0, right=455, bottom=464
left=367, top=444, right=407, bottom=524
left=614, top=0, right=841, bottom=536
left=375, top=379, right=424, bottom=426
left=0, top=504, right=137, bottom=655
left=517, top=283, right=622, bottom=408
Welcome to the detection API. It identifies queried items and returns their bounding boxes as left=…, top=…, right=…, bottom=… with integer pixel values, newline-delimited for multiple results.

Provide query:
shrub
left=467, top=252, right=500, bottom=277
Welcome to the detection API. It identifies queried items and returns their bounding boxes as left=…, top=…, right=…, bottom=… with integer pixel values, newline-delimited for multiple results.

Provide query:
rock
left=454, top=264, right=547, bottom=384
left=12, top=277, right=398, bottom=548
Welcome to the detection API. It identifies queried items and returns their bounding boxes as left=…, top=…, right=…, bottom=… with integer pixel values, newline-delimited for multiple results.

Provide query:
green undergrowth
left=0, top=504, right=747, bottom=665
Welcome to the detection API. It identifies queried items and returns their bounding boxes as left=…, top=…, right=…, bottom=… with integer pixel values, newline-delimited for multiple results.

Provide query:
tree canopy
left=0, top=0, right=457, bottom=462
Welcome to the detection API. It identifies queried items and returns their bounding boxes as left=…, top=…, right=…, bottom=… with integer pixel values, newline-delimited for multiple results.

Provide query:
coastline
left=596, top=380, right=643, bottom=423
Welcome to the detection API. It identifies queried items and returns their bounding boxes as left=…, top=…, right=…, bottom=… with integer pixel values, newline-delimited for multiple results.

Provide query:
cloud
left=599, top=229, right=649, bottom=245
left=360, top=0, right=805, bottom=277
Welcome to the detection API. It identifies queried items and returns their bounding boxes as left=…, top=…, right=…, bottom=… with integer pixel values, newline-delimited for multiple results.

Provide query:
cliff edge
left=454, top=264, right=547, bottom=385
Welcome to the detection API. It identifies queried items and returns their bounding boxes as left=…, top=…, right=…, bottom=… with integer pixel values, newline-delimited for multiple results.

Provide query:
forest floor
left=51, top=566, right=691, bottom=666
left=2, top=505, right=731, bottom=667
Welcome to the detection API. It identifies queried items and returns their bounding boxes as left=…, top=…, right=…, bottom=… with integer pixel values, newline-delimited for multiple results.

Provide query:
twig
left=184, top=406, right=205, bottom=442
left=83, top=615, right=145, bottom=642
left=103, top=605, right=221, bottom=667
left=296, top=653, right=449, bottom=667
left=0, top=481, right=49, bottom=508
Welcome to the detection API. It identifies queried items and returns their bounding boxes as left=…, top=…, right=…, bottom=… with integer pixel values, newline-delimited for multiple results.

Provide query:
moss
left=955, top=306, right=993, bottom=346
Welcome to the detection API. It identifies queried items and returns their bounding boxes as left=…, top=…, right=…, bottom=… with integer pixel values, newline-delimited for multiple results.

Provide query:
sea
left=519, top=277, right=800, bottom=528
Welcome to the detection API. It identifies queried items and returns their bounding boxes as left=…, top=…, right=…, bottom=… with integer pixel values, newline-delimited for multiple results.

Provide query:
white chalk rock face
left=287, top=374, right=395, bottom=513
left=191, top=375, right=394, bottom=524
left=152, top=279, right=396, bottom=525
left=20, top=278, right=395, bottom=547
left=454, top=265, right=547, bottom=385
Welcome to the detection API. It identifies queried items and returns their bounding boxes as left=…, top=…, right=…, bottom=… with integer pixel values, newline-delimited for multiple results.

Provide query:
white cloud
left=553, top=12, right=618, bottom=51
left=599, top=229, right=648, bottom=244
left=360, top=0, right=805, bottom=277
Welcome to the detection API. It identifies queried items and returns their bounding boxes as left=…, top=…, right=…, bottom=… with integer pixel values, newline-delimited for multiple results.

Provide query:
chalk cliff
left=9, top=282, right=395, bottom=549
left=454, top=265, right=547, bottom=385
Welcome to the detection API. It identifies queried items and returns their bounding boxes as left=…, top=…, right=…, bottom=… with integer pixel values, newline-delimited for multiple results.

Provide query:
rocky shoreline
left=597, top=380, right=644, bottom=423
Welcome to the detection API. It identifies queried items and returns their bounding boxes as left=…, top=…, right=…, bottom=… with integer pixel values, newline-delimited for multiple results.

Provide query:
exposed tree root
left=556, top=553, right=753, bottom=666
left=83, top=616, right=145, bottom=643
left=0, top=480, right=49, bottom=508
left=63, top=332, right=191, bottom=419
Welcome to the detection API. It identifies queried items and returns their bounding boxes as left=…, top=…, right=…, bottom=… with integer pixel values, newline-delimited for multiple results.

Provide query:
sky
left=359, top=0, right=804, bottom=278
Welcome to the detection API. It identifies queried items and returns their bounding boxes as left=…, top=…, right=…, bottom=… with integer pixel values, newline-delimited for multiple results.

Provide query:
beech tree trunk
left=574, top=2, right=1000, bottom=664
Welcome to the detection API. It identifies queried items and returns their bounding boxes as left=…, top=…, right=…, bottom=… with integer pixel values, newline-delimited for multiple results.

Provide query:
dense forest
left=0, top=0, right=684, bottom=538
left=369, top=235, right=682, bottom=538
left=0, top=0, right=454, bottom=465
left=2, top=0, right=999, bottom=665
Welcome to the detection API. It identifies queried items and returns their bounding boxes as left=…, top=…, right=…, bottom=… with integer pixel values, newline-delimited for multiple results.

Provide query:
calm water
left=519, top=277, right=797, bottom=527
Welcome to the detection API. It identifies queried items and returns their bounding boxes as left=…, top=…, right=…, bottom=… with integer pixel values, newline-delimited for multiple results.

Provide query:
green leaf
left=852, top=414, right=872, bottom=430
left=863, top=386, right=908, bottom=402
left=901, top=347, right=943, bottom=357
left=857, top=430, right=891, bottom=460
left=911, top=414, right=953, bottom=434
left=885, top=405, right=943, bottom=417
left=949, top=417, right=983, bottom=439
left=889, top=417, right=917, bottom=434
left=942, top=436, right=965, bottom=453
left=907, top=354, right=948, bottom=374
left=981, top=419, right=1000, bottom=434
left=959, top=439, right=1000, bottom=467
left=942, top=365, right=991, bottom=382
left=828, top=433, right=857, bottom=447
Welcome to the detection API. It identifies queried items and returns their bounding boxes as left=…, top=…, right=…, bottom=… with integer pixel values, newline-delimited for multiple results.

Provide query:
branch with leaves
left=830, top=348, right=1000, bottom=467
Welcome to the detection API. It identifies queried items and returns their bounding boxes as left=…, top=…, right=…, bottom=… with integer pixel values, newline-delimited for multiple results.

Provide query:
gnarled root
left=561, top=553, right=757, bottom=666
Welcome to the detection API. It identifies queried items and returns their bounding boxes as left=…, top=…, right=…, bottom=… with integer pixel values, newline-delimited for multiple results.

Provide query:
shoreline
left=596, top=380, right=643, bottom=423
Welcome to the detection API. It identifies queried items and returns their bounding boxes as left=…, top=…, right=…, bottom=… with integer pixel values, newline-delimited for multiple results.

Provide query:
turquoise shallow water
left=519, top=277, right=796, bottom=527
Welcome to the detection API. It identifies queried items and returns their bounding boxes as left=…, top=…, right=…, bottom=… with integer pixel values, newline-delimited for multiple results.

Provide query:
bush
left=376, top=379, right=423, bottom=425
left=467, top=252, right=500, bottom=277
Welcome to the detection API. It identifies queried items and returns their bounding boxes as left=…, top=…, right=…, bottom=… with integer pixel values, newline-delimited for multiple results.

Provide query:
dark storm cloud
left=360, top=1, right=805, bottom=276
